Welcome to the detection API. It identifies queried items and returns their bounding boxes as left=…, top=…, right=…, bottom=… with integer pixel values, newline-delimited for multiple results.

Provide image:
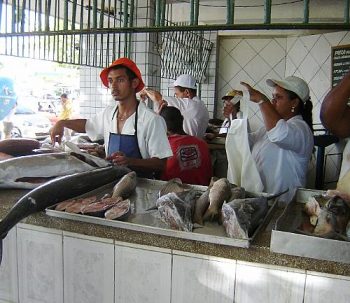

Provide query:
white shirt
left=85, top=101, right=173, bottom=159
left=249, top=115, right=314, bottom=203
left=339, top=138, right=350, bottom=180
left=164, top=96, right=209, bottom=138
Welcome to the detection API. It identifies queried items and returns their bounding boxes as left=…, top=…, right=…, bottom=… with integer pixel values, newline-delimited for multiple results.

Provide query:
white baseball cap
left=173, top=74, right=197, bottom=90
left=266, top=76, right=310, bottom=103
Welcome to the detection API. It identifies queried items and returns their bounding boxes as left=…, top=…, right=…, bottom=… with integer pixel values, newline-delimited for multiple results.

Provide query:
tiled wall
left=217, top=31, right=350, bottom=188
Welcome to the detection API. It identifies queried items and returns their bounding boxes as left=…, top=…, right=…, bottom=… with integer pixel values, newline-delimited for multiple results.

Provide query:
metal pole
left=345, top=0, right=350, bottom=23
left=264, top=0, right=271, bottom=24
left=155, top=0, right=161, bottom=27
left=303, top=0, right=309, bottom=24
left=226, top=0, right=234, bottom=25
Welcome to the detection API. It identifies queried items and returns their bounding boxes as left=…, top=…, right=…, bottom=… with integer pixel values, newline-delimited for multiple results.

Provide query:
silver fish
left=192, top=177, right=218, bottom=225
left=203, top=178, right=232, bottom=222
left=112, top=171, right=137, bottom=199
left=0, top=165, right=130, bottom=265
left=222, top=197, right=268, bottom=239
left=158, top=178, right=191, bottom=197
left=0, top=152, right=104, bottom=189
left=156, top=190, right=199, bottom=232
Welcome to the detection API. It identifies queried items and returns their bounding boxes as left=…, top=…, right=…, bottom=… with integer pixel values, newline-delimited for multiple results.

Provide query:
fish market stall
left=1, top=177, right=350, bottom=303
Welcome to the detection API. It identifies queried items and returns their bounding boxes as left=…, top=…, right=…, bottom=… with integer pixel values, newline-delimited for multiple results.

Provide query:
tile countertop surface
left=1, top=188, right=350, bottom=277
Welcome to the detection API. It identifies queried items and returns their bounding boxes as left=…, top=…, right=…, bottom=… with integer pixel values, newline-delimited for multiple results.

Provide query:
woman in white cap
left=219, top=89, right=243, bottom=134
left=240, top=76, right=314, bottom=203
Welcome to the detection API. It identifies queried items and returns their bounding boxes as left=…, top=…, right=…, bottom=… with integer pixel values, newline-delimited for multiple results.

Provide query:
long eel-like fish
left=0, top=165, right=130, bottom=264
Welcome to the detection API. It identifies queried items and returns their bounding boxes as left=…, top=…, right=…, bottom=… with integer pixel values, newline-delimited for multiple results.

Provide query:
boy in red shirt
left=159, top=106, right=212, bottom=185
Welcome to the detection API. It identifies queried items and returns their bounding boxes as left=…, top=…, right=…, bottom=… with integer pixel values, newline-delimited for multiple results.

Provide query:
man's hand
left=223, top=101, right=237, bottom=119
left=106, top=151, right=129, bottom=166
left=142, top=88, right=163, bottom=104
left=50, top=120, right=65, bottom=145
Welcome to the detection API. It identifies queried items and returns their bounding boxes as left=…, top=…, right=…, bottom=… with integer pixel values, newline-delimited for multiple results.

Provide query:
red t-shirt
left=161, top=134, right=213, bottom=186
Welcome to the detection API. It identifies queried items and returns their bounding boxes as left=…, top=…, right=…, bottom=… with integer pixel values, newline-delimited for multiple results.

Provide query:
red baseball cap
left=99, top=57, right=145, bottom=92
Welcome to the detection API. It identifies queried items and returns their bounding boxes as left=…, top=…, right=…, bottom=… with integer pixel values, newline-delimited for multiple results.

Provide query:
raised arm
left=50, top=119, right=87, bottom=144
left=320, top=72, right=350, bottom=138
left=240, top=82, right=282, bottom=131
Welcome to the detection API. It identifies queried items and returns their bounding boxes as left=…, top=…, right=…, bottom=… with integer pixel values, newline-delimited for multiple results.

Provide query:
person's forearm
left=321, top=72, right=350, bottom=137
left=60, top=119, right=87, bottom=133
left=128, top=157, right=166, bottom=173
left=50, top=119, right=87, bottom=143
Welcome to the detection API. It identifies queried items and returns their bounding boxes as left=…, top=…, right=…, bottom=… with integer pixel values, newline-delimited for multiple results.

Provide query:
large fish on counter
left=0, top=152, right=111, bottom=189
left=156, top=190, right=200, bottom=232
left=0, top=165, right=131, bottom=265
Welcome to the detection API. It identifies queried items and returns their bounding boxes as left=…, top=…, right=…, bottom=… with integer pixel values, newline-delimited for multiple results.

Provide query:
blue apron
left=108, top=103, right=142, bottom=159
left=108, top=103, right=153, bottom=178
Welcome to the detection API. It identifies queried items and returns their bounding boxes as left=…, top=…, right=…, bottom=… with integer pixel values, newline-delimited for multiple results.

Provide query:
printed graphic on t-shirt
left=176, top=144, right=201, bottom=170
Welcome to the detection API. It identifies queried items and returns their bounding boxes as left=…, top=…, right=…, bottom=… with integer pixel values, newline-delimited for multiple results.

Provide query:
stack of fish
left=302, top=192, right=350, bottom=240
left=54, top=171, right=137, bottom=220
left=154, top=177, right=239, bottom=232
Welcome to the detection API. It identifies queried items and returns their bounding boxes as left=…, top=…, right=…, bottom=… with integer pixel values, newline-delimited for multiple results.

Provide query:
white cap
left=266, top=76, right=310, bottom=103
left=173, top=74, right=197, bottom=90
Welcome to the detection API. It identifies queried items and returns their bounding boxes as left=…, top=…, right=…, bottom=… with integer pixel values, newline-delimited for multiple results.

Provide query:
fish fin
left=145, top=205, right=158, bottom=211
left=202, top=208, right=218, bottom=222
left=193, top=223, right=204, bottom=229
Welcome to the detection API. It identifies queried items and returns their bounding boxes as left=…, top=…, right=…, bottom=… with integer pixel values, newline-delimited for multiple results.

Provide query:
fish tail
left=202, top=208, right=218, bottom=222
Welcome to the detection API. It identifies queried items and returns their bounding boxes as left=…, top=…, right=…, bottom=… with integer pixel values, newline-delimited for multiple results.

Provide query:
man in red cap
left=50, top=58, right=172, bottom=176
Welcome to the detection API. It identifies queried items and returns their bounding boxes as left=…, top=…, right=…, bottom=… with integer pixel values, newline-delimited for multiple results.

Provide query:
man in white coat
left=141, top=74, right=209, bottom=138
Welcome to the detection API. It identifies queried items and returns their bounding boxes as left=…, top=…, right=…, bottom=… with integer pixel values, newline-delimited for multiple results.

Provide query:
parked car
left=11, top=105, right=52, bottom=139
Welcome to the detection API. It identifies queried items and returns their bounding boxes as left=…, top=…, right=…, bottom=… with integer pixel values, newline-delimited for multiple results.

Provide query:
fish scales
left=222, top=197, right=268, bottom=239
left=156, top=190, right=199, bottom=232
left=112, top=171, right=137, bottom=199
left=203, top=178, right=232, bottom=222
left=158, top=178, right=191, bottom=197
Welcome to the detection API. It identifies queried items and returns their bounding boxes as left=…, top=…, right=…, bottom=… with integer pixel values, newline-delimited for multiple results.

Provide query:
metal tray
left=46, top=178, right=278, bottom=248
left=271, top=188, right=350, bottom=264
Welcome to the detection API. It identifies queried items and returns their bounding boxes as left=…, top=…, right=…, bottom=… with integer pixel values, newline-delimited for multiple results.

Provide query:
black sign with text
left=332, top=44, right=350, bottom=87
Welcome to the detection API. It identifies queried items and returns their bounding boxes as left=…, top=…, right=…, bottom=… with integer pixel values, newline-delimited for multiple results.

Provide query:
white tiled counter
left=1, top=189, right=350, bottom=303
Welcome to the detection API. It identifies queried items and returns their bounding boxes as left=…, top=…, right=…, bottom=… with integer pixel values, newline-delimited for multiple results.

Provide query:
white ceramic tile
left=259, top=39, right=286, bottom=68
left=114, top=245, right=171, bottom=303
left=235, top=263, right=305, bottom=303
left=304, top=273, right=350, bottom=303
left=230, top=40, right=257, bottom=68
left=0, top=229, right=18, bottom=303
left=324, top=31, right=348, bottom=47
left=17, top=227, right=63, bottom=303
left=171, top=254, right=235, bottom=303
left=63, top=236, right=114, bottom=303
left=298, top=54, right=319, bottom=83
left=310, top=36, right=331, bottom=66
left=286, top=38, right=309, bottom=68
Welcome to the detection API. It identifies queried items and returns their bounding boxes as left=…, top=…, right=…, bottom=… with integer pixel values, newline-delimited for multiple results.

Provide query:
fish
left=158, top=178, right=192, bottom=197
left=156, top=190, right=200, bottom=232
left=230, top=186, right=246, bottom=200
left=202, top=178, right=232, bottom=222
left=81, top=196, right=122, bottom=217
left=0, top=165, right=131, bottom=265
left=111, top=171, right=137, bottom=199
left=55, top=196, right=97, bottom=212
left=192, top=177, right=218, bottom=225
left=313, top=209, right=337, bottom=237
left=105, top=199, right=131, bottom=220
left=0, top=152, right=110, bottom=189
left=222, top=197, right=269, bottom=239
left=64, top=196, right=99, bottom=214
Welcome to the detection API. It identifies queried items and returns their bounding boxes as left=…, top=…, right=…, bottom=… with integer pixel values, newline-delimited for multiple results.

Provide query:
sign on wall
left=331, top=44, right=350, bottom=88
